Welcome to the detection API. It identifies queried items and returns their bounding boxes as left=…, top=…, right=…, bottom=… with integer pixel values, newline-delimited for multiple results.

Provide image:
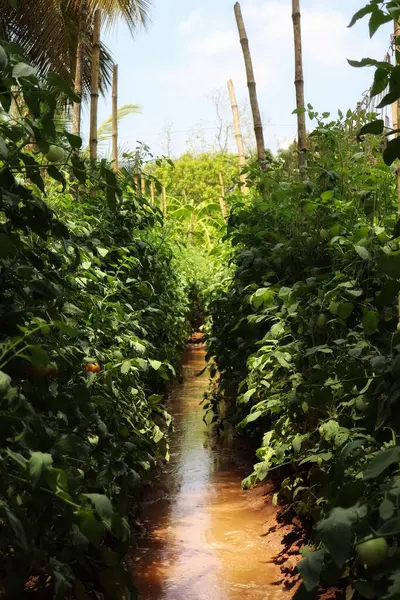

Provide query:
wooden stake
left=227, top=79, right=248, bottom=192
left=233, top=2, right=266, bottom=165
left=162, top=186, right=167, bottom=217
left=89, top=9, right=101, bottom=160
left=218, top=171, right=227, bottom=221
left=150, top=181, right=155, bottom=204
left=292, top=0, right=307, bottom=179
left=112, top=64, right=118, bottom=173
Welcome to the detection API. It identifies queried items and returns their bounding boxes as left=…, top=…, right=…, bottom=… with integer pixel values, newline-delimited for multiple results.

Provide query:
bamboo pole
left=392, top=22, right=400, bottom=323
left=72, top=31, right=83, bottom=136
left=112, top=64, right=118, bottom=173
left=227, top=79, right=248, bottom=192
left=141, top=173, right=146, bottom=196
left=393, top=22, right=400, bottom=218
left=89, top=9, right=101, bottom=160
left=292, top=0, right=307, bottom=179
left=233, top=2, right=266, bottom=165
left=218, top=171, right=227, bottom=221
left=162, top=186, right=167, bottom=217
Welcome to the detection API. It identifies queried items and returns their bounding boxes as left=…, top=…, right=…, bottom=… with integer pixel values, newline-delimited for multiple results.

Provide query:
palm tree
left=0, top=1, right=150, bottom=132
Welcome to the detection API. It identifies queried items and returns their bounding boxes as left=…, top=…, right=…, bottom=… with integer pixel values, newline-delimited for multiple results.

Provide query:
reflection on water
left=133, top=345, right=287, bottom=600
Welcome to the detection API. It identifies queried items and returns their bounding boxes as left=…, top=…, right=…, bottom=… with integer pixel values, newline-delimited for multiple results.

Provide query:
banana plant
left=168, top=194, right=224, bottom=249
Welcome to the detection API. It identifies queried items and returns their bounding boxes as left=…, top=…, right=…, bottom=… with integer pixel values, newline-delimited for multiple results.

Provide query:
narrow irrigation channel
left=132, top=343, right=290, bottom=600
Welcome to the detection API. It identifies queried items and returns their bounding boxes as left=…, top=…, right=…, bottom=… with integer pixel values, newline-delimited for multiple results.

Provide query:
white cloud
left=243, top=0, right=383, bottom=68
left=179, top=9, right=203, bottom=33
left=188, top=30, right=237, bottom=56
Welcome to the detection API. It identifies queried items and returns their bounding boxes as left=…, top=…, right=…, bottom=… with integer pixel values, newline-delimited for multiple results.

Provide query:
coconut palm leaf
left=0, top=0, right=151, bottom=100
left=97, top=104, right=142, bottom=142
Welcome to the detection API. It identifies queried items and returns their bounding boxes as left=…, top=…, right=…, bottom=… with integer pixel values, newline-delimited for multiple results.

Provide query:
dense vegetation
left=0, top=43, right=191, bottom=598
left=5, top=0, right=400, bottom=598
left=206, top=10, right=400, bottom=596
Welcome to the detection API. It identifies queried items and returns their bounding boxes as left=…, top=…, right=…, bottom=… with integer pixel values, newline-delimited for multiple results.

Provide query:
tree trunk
left=89, top=9, right=101, bottom=160
left=292, top=0, right=307, bottom=179
left=150, top=181, right=155, bottom=204
left=112, top=64, right=118, bottom=172
left=233, top=2, right=266, bottom=165
left=218, top=171, right=227, bottom=221
left=227, top=79, right=248, bottom=192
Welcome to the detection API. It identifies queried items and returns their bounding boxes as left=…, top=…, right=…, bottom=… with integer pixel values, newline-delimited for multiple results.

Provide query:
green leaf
left=0, top=135, right=8, bottom=159
left=47, top=165, right=66, bottom=191
left=12, top=62, right=36, bottom=78
left=27, top=345, right=49, bottom=368
left=28, top=451, right=53, bottom=487
left=358, top=119, right=384, bottom=136
left=0, top=233, right=17, bottom=258
left=316, top=505, right=366, bottom=567
left=392, top=219, right=400, bottom=240
left=383, top=137, right=400, bottom=165
left=63, top=302, right=84, bottom=316
left=297, top=549, right=326, bottom=592
left=71, top=154, right=86, bottom=184
left=348, top=58, right=392, bottom=70
left=75, top=508, right=106, bottom=546
left=354, top=245, right=370, bottom=260
left=369, top=10, right=392, bottom=37
left=82, top=493, right=113, bottom=522
left=0, top=500, right=28, bottom=550
left=362, top=310, right=379, bottom=335
left=64, top=131, right=82, bottom=149
left=371, top=68, right=390, bottom=97
left=149, top=359, right=162, bottom=371
left=47, top=72, right=80, bottom=103
left=379, top=498, right=395, bottom=520
left=337, top=302, right=354, bottom=320
left=348, top=5, right=375, bottom=28
left=378, top=252, right=400, bottom=278
left=364, top=446, right=400, bottom=480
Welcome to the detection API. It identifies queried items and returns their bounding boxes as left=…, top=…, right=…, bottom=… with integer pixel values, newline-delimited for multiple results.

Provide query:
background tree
left=153, top=152, right=239, bottom=208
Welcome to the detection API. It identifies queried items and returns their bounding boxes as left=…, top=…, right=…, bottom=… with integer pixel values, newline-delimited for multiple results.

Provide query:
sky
left=83, top=0, right=393, bottom=158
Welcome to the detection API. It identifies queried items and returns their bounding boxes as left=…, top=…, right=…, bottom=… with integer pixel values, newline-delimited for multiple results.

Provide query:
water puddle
left=133, top=345, right=288, bottom=600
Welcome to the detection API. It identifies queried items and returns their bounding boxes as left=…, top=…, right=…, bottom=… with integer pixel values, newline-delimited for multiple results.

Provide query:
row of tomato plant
left=206, top=98, right=400, bottom=598
left=0, top=43, right=192, bottom=598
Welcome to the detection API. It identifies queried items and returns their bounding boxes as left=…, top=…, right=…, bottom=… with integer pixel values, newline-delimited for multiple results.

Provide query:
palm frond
left=0, top=0, right=151, bottom=103
left=97, top=104, right=142, bottom=142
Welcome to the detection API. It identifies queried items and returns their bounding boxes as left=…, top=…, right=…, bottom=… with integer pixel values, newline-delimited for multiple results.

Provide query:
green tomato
left=319, top=229, right=329, bottom=241
left=46, top=145, right=65, bottom=163
left=0, top=371, right=11, bottom=396
left=0, top=46, right=8, bottom=72
left=355, top=397, right=367, bottom=411
left=316, top=313, right=328, bottom=328
left=306, top=236, right=314, bottom=246
left=356, top=536, right=388, bottom=567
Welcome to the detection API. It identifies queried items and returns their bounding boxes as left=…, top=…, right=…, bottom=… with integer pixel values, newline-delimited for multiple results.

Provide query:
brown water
left=133, top=345, right=288, bottom=600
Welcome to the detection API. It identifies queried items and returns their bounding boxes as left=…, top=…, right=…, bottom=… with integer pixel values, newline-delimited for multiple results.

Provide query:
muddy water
left=133, top=345, right=288, bottom=600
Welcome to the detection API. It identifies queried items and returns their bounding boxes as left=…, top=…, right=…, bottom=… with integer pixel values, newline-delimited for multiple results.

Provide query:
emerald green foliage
left=153, top=150, right=238, bottom=206
left=207, top=103, right=400, bottom=597
left=0, top=42, right=189, bottom=598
